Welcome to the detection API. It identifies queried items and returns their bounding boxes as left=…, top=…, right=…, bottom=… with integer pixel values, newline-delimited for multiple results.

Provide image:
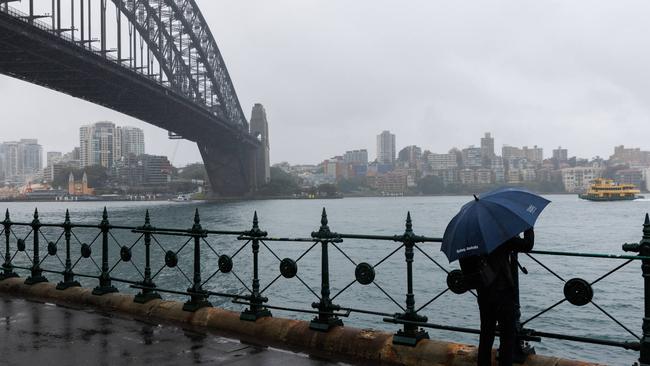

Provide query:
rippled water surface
left=2, top=195, right=648, bottom=365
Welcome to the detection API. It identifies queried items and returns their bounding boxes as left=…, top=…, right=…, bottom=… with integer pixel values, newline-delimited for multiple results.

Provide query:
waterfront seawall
left=0, top=277, right=602, bottom=366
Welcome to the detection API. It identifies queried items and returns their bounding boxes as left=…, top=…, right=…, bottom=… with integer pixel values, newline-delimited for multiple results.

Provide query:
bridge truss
left=0, top=0, right=263, bottom=196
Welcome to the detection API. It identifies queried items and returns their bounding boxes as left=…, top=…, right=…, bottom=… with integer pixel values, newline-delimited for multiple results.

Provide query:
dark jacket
left=480, top=229, right=534, bottom=299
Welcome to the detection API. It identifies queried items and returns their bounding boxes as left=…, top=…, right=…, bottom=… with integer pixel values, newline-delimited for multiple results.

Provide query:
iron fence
left=0, top=207, right=648, bottom=364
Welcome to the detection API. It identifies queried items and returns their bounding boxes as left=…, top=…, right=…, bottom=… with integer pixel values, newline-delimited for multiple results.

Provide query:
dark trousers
left=477, top=292, right=516, bottom=366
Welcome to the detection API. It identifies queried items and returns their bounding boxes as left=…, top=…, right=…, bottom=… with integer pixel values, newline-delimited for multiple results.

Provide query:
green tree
left=417, top=175, right=445, bottom=195
left=337, top=177, right=368, bottom=193
left=257, top=167, right=299, bottom=196
left=317, top=183, right=339, bottom=197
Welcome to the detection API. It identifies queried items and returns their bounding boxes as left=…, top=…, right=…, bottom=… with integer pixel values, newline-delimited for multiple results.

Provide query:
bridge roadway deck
left=0, top=295, right=346, bottom=366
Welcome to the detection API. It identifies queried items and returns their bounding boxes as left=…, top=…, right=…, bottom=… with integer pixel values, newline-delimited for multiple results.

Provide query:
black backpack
left=459, top=255, right=497, bottom=290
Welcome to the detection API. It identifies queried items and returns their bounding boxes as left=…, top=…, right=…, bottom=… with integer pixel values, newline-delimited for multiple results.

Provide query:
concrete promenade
left=0, top=295, right=343, bottom=366
left=0, top=278, right=603, bottom=366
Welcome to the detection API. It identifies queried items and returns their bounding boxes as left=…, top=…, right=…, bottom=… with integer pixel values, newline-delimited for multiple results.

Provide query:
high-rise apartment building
left=480, top=133, right=495, bottom=159
left=250, top=103, right=271, bottom=184
left=502, top=145, right=525, bottom=161
left=398, top=145, right=422, bottom=165
left=0, top=139, right=42, bottom=183
left=462, top=146, right=483, bottom=168
left=552, top=146, right=568, bottom=162
left=80, top=122, right=145, bottom=169
left=343, top=149, right=368, bottom=165
left=523, top=145, right=543, bottom=164
left=376, top=130, right=396, bottom=164
left=119, top=126, right=145, bottom=157
left=428, top=153, right=458, bottom=170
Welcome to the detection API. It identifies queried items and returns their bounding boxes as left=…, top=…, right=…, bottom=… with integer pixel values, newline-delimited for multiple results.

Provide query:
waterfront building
left=431, top=168, right=458, bottom=185
left=376, top=130, right=396, bottom=164
left=502, top=145, right=525, bottom=162
left=143, top=155, right=172, bottom=185
left=491, top=156, right=505, bottom=183
left=343, top=149, right=368, bottom=165
left=535, top=168, right=554, bottom=183
left=480, top=133, right=495, bottom=160
left=476, top=168, right=492, bottom=185
left=523, top=145, right=544, bottom=164
left=0, top=141, right=20, bottom=182
left=250, top=103, right=271, bottom=184
left=80, top=122, right=122, bottom=169
left=371, top=171, right=407, bottom=194
left=459, top=169, right=475, bottom=185
left=615, top=169, right=643, bottom=189
left=521, top=168, right=537, bottom=182
left=323, top=156, right=347, bottom=180
left=397, top=145, right=422, bottom=166
left=552, top=146, right=568, bottom=162
left=506, top=170, right=521, bottom=184
left=610, top=145, right=650, bottom=167
left=68, top=172, right=95, bottom=196
left=429, top=153, right=458, bottom=170
left=0, top=139, right=43, bottom=184
left=119, top=127, right=145, bottom=157
left=461, top=146, right=482, bottom=169
left=561, top=167, right=604, bottom=193
left=115, top=154, right=172, bottom=187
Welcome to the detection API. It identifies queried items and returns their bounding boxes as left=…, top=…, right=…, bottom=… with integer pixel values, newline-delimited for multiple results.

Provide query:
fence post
left=0, top=209, right=17, bottom=280
left=309, top=208, right=343, bottom=331
left=134, top=210, right=161, bottom=303
left=622, top=213, right=650, bottom=365
left=56, top=209, right=80, bottom=290
left=393, top=212, right=429, bottom=346
left=92, top=207, right=117, bottom=295
left=182, top=209, right=212, bottom=312
left=241, top=211, right=271, bottom=321
left=25, top=208, right=47, bottom=285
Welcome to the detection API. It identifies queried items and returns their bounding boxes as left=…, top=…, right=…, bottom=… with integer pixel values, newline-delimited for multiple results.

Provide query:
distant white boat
left=171, top=194, right=192, bottom=202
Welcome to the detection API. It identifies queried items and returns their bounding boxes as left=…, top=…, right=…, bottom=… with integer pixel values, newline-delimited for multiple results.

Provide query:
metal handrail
left=1, top=207, right=648, bottom=364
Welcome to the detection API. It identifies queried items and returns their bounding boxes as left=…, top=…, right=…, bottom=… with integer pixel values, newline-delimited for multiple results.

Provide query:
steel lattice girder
left=107, top=0, right=248, bottom=130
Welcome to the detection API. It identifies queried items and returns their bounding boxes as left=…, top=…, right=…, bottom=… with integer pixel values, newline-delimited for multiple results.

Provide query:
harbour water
left=1, top=194, right=647, bottom=365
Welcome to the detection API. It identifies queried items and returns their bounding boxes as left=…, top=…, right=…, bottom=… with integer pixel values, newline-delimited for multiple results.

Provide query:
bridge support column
left=197, top=140, right=258, bottom=197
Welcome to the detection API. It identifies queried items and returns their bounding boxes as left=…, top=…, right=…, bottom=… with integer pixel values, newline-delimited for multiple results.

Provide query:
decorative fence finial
left=405, top=212, right=413, bottom=232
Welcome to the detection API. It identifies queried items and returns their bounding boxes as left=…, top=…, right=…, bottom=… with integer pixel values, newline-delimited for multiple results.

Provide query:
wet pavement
left=0, top=295, right=347, bottom=366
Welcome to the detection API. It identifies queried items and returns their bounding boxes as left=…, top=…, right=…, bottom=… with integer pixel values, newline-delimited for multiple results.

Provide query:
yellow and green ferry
left=579, top=178, right=643, bottom=201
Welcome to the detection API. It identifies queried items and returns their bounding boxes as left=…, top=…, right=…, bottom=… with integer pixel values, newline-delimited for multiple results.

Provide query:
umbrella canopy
left=441, top=187, right=550, bottom=262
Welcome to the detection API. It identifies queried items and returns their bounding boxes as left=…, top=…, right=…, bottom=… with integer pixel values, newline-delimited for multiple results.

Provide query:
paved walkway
left=0, top=295, right=348, bottom=366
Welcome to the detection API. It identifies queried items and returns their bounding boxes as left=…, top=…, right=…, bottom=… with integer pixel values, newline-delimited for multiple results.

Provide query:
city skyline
left=3, top=1, right=650, bottom=165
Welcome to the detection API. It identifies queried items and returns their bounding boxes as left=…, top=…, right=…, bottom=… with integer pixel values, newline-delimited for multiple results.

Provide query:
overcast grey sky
left=2, top=0, right=650, bottom=166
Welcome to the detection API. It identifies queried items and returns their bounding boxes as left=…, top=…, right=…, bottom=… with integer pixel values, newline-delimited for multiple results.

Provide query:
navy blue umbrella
left=441, top=187, right=550, bottom=262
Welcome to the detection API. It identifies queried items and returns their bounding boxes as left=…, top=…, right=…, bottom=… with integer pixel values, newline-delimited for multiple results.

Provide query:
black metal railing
left=0, top=207, right=648, bottom=364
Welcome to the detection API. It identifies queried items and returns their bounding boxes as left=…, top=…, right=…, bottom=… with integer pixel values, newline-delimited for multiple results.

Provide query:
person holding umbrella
left=441, top=188, right=550, bottom=366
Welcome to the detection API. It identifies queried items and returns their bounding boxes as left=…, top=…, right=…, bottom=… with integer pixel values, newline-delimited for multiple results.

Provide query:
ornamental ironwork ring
left=47, top=241, right=57, bottom=256
left=80, top=243, right=91, bottom=258
left=17, top=239, right=25, bottom=252
left=218, top=254, right=233, bottom=273
left=355, top=262, right=375, bottom=285
left=120, top=246, right=132, bottom=262
left=165, top=250, right=178, bottom=268
left=563, top=278, right=593, bottom=306
left=447, top=269, right=468, bottom=294
left=280, top=258, right=297, bottom=278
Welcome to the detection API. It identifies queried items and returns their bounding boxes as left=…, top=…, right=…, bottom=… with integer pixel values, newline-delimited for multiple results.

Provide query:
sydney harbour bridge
left=0, top=0, right=270, bottom=196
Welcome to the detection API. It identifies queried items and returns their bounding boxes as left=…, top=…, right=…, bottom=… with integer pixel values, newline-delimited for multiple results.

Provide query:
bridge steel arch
left=0, top=1, right=264, bottom=196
